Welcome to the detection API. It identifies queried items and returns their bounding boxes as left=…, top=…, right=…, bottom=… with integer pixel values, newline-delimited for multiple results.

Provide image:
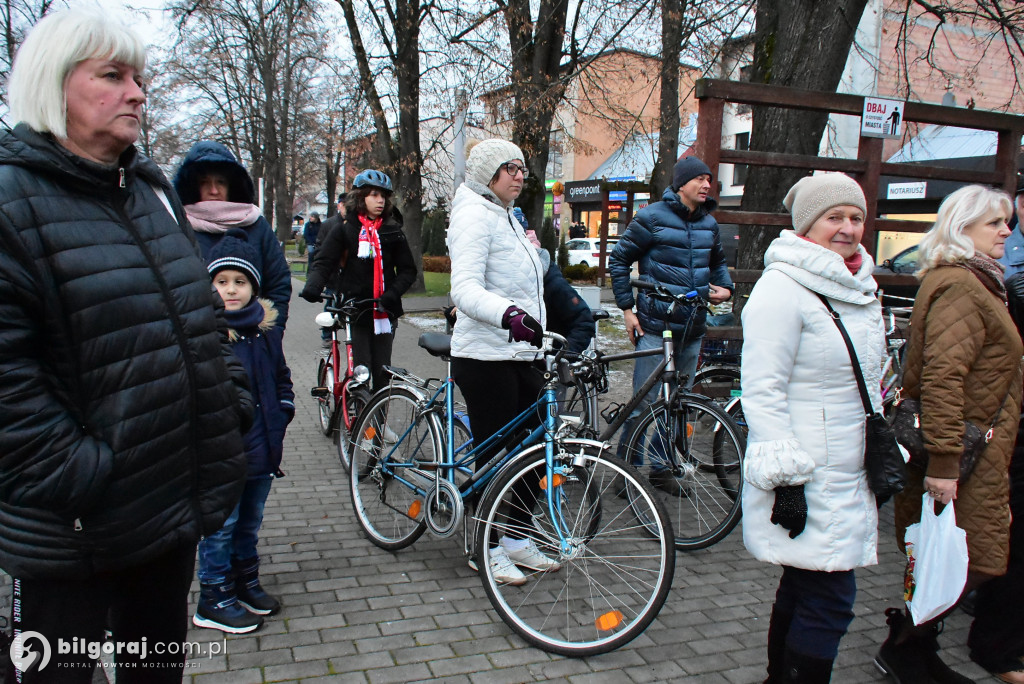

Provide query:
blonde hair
left=916, top=185, right=1012, bottom=278
left=8, top=9, right=147, bottom=139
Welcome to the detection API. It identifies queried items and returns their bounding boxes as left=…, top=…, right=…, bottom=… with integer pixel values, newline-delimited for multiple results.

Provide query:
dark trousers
left=452, top=357, right=544, bottom=539
left=9, top=542, right=197, bottom=683
left=969, top=434, right=1024, bottom=668
left=350, top=313, right=395, bottom=391
left=774, top=566, right=857, bottom=660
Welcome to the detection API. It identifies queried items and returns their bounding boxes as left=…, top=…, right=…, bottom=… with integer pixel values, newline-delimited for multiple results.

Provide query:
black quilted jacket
left=0, top=124, right=249, bottom=579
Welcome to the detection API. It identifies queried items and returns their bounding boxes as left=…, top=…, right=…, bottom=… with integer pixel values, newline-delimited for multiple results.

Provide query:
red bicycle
left=311, top=295, right=374, bottom=472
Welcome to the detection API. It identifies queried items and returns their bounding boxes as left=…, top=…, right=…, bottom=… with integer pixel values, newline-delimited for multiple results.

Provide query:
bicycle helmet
left=352, top=169, right=393, bottom=192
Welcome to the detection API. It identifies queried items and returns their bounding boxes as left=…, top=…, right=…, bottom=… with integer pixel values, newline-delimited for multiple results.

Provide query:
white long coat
left=740, top=231, right=883, bottom=571
left=446, top=182, right=547, bottom=361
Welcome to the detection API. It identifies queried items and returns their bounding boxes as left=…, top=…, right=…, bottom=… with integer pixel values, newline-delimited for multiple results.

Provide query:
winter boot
left=764, top=604, right=795, bottom=683
left=920, top=621, right=974, bottom=684
left=873, top=607, right=933, bottom=683
left=193, top=580, right=264, bottom=634
left=782, top=649, right=834, bottom=684
left=233, top=556, right=281, bottom=616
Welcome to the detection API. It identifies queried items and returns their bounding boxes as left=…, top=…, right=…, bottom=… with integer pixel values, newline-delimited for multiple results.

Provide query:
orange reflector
left=407, top=500, right=422, bottom=519
left=539, top=474, right=565, bottom=490
left=685, top=423, right=694, bottom=438
left=364, top=426, right=377, bottom=440
left=595, top=610, right=624, bottom=631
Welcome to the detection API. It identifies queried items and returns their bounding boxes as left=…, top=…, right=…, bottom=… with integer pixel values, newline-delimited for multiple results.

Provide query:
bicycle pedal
left=310, top=387, right=329, bottom=398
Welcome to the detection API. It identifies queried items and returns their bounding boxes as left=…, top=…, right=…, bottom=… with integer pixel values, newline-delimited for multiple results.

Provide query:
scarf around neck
left=961, top=253, right=1007, bottom=303
left=357, top=214, right=391, bottom=334
left=223, top=297, right=265, bottom=332
left=185, top=201, right=262, bottom=233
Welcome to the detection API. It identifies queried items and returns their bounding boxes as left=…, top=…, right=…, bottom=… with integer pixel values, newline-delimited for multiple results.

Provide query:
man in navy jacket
left=608, top=156, right=733, bottom=495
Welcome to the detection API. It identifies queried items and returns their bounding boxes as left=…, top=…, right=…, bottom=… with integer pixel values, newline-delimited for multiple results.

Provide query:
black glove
left=300, top=286, right=323, bottom=304
left=502, top=306, right=543, bottom=348
left=379, top=290, right=400, bottom=314
left=771, top=485, right=807, bottom=539
left=443, top=305, right=458, bottom=328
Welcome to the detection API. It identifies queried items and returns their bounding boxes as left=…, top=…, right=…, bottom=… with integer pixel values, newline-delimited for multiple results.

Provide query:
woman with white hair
left=0, top=9, right=250, bottom=681
left=874, top=185, right=1023, bottom=684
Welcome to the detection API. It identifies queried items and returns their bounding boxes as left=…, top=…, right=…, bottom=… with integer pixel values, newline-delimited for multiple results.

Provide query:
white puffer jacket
left=447, top=182, right=547, bottom=361
left=740, top=230, right=883, bottom=571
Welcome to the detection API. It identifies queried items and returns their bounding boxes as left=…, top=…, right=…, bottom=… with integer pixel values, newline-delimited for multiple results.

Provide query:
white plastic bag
left=903, top=493, right=969, bottom=625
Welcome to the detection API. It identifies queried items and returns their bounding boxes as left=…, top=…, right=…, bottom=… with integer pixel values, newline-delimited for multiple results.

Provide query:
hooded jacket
left=301, top=209, right=417, bottom=318
left=225, top=299, right=294, bottom=476
left=173, top=141, right=292, bottom=327
left=447, top=182, right=547, bottom=361
left=740, top=231, right=882, bottom=571
left=0, top=124, right=249, bottom=579
left=609, top=188, right=732, bottom=340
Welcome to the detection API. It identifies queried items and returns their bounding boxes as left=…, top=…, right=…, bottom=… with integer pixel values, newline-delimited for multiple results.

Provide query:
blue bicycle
left=347, top=331, right=675, bottom=656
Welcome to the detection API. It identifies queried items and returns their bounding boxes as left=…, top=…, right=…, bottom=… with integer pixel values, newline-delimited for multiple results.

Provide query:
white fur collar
left=763, top=230, right=878, bottom=305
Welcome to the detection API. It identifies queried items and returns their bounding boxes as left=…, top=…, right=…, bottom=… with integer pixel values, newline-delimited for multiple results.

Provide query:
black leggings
left=350, top=312, right=395, bottom=391
left=452, top=357, right=544, bottom=540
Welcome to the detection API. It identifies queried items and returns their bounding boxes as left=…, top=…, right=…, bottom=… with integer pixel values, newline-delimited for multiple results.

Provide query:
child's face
left=364, top=190, right=386, bottom=219
left=213, top=269, right=253, bottom=310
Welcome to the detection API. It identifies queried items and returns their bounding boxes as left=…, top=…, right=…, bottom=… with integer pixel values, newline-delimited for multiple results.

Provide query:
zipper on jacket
left=505, top=212, right=545, bottom=328
left=118, top=168, right=125, bottom=188
left=73, top=518, right=82, bottom=531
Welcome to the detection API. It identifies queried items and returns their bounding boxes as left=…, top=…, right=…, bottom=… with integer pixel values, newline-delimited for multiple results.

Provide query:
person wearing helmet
left=301, top=170, right=416, bottom=390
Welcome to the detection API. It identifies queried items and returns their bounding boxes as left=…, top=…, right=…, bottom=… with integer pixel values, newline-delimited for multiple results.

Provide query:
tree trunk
left=737, top=0, right=869, bottom=281
left=652, top=0, right=686, bottom=195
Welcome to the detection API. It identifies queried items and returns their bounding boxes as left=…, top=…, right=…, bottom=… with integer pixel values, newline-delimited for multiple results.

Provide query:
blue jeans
left=197, top=475, right=274, bottom=584
left=615, top=331, right=702, bottom=469
left=775, top=566, right=857, bottom=660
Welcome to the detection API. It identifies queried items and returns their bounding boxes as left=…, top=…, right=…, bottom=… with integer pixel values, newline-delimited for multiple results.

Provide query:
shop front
left=564, top=179, right=650, bottom=239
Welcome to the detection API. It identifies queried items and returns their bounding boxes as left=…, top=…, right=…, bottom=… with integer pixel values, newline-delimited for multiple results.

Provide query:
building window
left=546, top=129, right=564, bottom=179
left=733, top=132, right=749, bottom=187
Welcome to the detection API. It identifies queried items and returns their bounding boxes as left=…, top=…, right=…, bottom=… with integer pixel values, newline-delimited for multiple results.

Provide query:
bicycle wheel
left=691, top=365, right=741, bottom=406
left=316, top=358, right=337, bottom=436
left=476, top=444, right=674, bottom=657
left=622, top=396, right=743, bottom=550
left=337, top=385, right=371, bottom=473
left=349, top=386, right=433, bottom=550
left=713, top=398, right=744, bottom=500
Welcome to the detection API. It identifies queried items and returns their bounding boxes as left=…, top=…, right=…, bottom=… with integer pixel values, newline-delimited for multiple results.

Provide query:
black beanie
left=207, top=228, right=261, bottom=294
left=672, top=156, right=712, bottom=191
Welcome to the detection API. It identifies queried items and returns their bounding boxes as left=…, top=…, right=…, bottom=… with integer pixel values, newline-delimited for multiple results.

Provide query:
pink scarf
left=357, top=214, right=391, bottom=335
left=184, top=201, right=262, bottom=233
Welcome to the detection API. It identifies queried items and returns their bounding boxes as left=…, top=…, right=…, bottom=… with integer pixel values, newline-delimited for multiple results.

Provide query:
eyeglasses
left=502, top=162, right=529, bottom=178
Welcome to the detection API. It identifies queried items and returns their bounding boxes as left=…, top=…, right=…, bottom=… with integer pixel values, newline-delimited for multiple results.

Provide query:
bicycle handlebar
left=323, top=297, right=378, bottom=316
left=629, top=278, right=701, bottom=304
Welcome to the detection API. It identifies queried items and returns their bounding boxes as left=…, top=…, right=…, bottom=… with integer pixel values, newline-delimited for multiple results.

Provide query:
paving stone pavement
left=0, top=283, right=993, bottom=683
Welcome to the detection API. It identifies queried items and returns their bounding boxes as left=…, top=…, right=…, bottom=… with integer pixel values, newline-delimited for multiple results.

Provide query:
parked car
left=566, top=238, right=619, bottom=267
left=874, top=244, right=920, bottom=304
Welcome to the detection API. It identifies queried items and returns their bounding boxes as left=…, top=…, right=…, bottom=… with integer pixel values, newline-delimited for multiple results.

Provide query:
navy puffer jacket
left=173, top=141, right=292, bottom=328
left=609, top=188, right=732, bottom=340
left=0, top=125, right=249, bottom=580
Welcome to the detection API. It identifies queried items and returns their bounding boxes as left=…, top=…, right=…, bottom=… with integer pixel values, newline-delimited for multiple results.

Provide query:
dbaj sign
left=564, top=181, right=602, bottom=203
left=861, top=97, right=905, bottom=139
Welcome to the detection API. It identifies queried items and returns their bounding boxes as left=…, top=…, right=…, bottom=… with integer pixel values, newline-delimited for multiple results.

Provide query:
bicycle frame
left=373, top=332, right=599, bottom=555
left=315, top=297, right=373, bottom=433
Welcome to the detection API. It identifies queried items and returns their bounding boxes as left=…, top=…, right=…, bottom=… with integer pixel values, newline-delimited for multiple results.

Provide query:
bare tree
left=0, top=0, right=61, bottom=115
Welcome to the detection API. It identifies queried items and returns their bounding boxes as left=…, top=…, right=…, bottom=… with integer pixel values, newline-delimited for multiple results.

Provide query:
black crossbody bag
left=816, top=294, right=907, bottom=499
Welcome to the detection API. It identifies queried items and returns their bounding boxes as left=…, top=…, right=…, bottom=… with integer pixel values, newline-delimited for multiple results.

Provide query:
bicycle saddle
left=418, top=333, right=452, bottom=359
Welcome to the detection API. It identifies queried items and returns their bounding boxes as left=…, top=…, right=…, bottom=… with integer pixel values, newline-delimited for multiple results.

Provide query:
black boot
left=874, top=607, right=934, bottom=684
left=782, top=649, right=833, bottom=683
left=193, top=580, right=264, bottom=634
left=920, top=620, right=973, bottom=684
left=233, top=556, right=281, bottom=616
left=765, top=605, right=794, bottom=683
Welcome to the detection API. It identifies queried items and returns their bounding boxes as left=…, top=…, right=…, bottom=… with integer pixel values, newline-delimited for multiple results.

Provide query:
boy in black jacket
left=194, top=229, right=295, bottom=634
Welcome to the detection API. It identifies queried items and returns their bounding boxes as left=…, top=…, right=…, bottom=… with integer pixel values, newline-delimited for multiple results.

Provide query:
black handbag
left=890, top=390, right=1009, bottom=483
left=817, top=294, right=907, bottom=499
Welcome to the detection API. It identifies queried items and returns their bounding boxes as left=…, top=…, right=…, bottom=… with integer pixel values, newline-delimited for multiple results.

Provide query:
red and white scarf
left=358, top=214, right=391, bottom=334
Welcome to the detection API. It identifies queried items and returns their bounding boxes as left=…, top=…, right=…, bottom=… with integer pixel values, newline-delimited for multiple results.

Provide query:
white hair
left=916, top=185, right=1012, bottom=278
left=8, top=8, right=147, bottom=139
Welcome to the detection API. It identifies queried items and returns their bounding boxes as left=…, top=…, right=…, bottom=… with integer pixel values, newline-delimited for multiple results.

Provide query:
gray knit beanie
left=466, top=139, right=525, bottom=187
left=672, top=156, right=712, bottom=191
left=782, top=174, right=867, bottom=235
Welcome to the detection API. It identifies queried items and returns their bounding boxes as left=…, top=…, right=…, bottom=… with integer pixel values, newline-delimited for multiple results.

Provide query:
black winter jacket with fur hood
left=0, top=124, right=250, bottom=579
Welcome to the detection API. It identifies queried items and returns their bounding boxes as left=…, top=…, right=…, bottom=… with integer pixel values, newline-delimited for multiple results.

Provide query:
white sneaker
left=488, top=547, right=527, bottom=585
left=504, top=539, right=562, bottom=572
